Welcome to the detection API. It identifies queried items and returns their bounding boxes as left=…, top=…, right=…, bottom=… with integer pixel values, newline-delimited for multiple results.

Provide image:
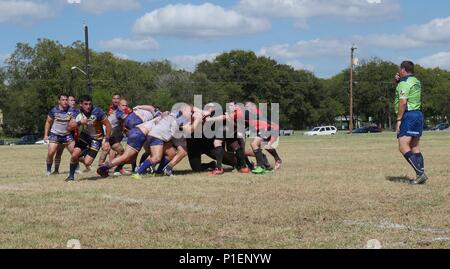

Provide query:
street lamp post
left=84, top=23, right=92, bottom=96
left=71, top=66, right=87, bottom=97
left=349, top=45, right=357, bottom=134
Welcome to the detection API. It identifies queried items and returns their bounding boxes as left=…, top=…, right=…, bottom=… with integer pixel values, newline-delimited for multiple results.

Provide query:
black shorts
left=225, top=138, right=244, bottom=152
left=110, top=126, right=124, bottom=146
left=76, top=133, right=102, bottom=159
left=257, top=130, right=272, bottom=142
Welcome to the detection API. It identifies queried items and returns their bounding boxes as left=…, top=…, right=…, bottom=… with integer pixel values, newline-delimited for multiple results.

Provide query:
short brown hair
left=401, top=61, right=414, bottom=74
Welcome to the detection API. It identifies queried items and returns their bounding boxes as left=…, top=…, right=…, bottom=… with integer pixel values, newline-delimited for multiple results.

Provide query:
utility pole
left=84, top=22, right=92, bottom=96
left=349, top=45, right=357, bottom=133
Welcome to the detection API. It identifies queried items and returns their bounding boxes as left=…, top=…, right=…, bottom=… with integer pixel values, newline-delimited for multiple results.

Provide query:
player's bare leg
left=46, top=142, right=59, bottom=176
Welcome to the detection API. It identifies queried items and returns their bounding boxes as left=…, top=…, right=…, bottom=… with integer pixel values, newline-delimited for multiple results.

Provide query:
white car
left=304, top=126, right=338, bottom=136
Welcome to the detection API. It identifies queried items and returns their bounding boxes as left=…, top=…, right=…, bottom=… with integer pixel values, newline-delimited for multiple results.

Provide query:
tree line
left=1, top=39, right=449, bottom=136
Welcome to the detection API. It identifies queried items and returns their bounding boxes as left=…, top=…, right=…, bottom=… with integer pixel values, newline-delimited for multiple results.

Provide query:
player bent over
left=66, top=95, right=111, bottom=181
left=155, top=137, right=189, bottom=177
left=96, top=118, right=160, bottom=178
left=131, top=105, right=202, bottom=179
left=203, top=102, right=250, bottom=176
left=98, top=99, right=132, bottom=176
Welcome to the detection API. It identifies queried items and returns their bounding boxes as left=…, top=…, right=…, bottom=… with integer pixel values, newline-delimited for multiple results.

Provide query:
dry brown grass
left=0, top=132, right=449, bottom=249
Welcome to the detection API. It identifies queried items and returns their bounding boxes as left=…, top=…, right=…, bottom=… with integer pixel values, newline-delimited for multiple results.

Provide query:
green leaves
left=1, top=39, right=449, bottom=136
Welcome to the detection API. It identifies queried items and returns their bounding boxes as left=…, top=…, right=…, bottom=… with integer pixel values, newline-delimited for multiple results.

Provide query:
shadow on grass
left=173, top=167, right=234, bottom=176
left=386, top=176, right=415, bottom=185
left=78, top=176, right=109, bottom=181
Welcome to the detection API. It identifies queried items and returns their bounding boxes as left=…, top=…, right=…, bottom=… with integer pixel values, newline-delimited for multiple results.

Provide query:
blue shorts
left=147, top=137, right=165, bottom=147
left=49, top=133, right=74, bottom=145
left=124, top=113, right=143, bottom=131
left=398, top=111, right=424, bottom=138
left=127, top=128, right=146, bottom=152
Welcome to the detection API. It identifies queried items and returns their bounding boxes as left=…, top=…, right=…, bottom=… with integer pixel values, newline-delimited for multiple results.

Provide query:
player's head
left=118, top=99, right=130, bottom=113
left=245, top=101, right=257, bottom=111
left=171, top=103, right=191, bottom=119
left=79, top=95, right=93, bottom=113
left=400, top=61, right=414, bottom=77
left=58, top=94, right=69, bottom=109
left=228, top=101, right=237, bottom=112
left=68, top=95, right=77, bottom=108
left=205, top=103, right=217, bottom=114
left=112, top=94, right=121, bottom=106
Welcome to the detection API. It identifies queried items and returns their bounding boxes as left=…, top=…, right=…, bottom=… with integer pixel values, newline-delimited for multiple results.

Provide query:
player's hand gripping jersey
left=124, top=108, right=160, bottom=132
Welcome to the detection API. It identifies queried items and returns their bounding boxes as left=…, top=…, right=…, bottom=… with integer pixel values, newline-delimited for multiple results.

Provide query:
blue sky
left=1, top=0, right=450, bottom=77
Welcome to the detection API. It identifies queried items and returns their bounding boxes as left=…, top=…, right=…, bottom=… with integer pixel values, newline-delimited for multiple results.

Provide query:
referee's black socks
left=404, top=151, right=424, bottom=176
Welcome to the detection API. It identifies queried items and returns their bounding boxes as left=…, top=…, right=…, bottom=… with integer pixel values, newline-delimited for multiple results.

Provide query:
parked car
left=352, top=126, right=383, bottom=133
left=304, top=126, right=337, bottom=136
left=13, top=135, right=41, bottom=145
left=35, top=139, right=47, bottom=145
left=432, top=123, right=449, bottom=131
left=280, top=130, right=294, bottom=136
left=423, top=124, right=433, bottom=131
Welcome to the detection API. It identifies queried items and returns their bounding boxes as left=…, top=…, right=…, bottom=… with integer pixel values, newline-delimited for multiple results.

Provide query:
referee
left=394, top=61, right=428, bottom=184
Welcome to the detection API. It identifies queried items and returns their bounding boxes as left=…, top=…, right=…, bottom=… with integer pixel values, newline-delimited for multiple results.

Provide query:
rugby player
left=66, top=95, right=112, bottom=181
left=98, top=104, right=201, bottom=178
left=244, top=101, right=282, bottom=174
left=98, top=98, right=132, bottom=176
left=108, top=94, right=121, bottom=115
left=131, top=105, right=203, bottom=179
left=43, top=94, right=79, bottom=175
left=203, top=102, right=250, bottom=176
left=123, top=104, right=161, bottom=172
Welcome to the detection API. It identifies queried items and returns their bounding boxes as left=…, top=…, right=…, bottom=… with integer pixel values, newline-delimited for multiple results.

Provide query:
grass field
left=1, top=132, right=449, bottom=249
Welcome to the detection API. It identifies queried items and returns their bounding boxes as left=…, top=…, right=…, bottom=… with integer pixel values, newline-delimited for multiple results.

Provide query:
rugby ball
left=75, top=113, right=88, bottom=132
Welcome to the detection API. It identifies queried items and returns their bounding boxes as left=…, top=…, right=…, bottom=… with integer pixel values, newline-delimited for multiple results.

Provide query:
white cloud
left=66, top=0, right=140, bottom=14
left=113, top=53, right=130, bottom=60
left=354, top=34, right=427, bottom=50
left=170, top=53, right=219, bottom=71
left=238, top=0, right=399, bottom=20
left=417, top=52, right=450, bottom=70
left=259, top=39, right=349, bottom=60
left=293, top=19, right=309, bottom=30
left=354, top=16, right=450, bottom=49
left=98, top=37, right=160, bottom=51
left=133, top=3, right=270, bottom=38
left=285, top=60, right=315, bottom=72
left=0, top=0, right=55, bottom=24
left=407, top=17, right=450, bottom=43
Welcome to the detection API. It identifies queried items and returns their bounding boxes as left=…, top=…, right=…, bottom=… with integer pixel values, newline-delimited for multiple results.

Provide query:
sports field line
left=344, top=220, right=450, bottom=235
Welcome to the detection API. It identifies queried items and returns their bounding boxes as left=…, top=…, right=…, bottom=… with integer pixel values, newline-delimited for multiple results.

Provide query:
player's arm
left=134, top=105, right=156, bottom=112
left=396, top=98, right=407, bottom=133
left=192, top=107, right=204, bottom=114
left=101, top=117, right=112, bottom=151
left=397, top=99, right=407, bottom=121
left=181, top=112, right=203, bottom=134
left=68, top=115, right=88, bottom=132
left=204, top=114, right=227, bottom=122
left=44, top=116, right=53, bottom=142
left=396, top=83, right=409, bottom=133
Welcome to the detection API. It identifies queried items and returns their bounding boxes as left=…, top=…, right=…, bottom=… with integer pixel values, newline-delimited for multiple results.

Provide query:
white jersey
left=149, top=113, right=189, bottom=142
left=134, top=109, right=156, bottom=123
left=137, top=119, right=156, bottom=133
